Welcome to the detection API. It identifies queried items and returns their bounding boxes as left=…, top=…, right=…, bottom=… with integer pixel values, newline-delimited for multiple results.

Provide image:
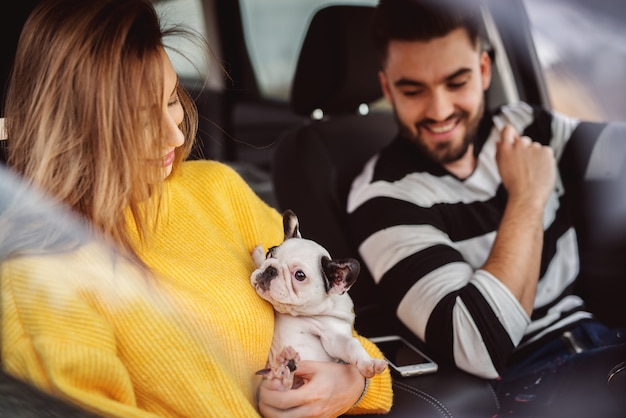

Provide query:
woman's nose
left=166, top=114, right=185, bottom=148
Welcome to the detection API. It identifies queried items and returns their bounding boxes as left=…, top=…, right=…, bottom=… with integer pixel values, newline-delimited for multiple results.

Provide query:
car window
left=524, top=0, right=626, bottom=122
left=239, top=0, right=378, bottom=101
left=154, top=0, right=225, bottom=91
left=154, top=0, right=207, bottom=77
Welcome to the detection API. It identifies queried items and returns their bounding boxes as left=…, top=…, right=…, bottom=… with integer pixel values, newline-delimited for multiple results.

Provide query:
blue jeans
left=491, top=321, right=626, bottom=417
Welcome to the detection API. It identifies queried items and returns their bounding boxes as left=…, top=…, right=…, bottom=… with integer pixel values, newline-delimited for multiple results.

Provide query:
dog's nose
left=256, top=266, right=278, bottom=291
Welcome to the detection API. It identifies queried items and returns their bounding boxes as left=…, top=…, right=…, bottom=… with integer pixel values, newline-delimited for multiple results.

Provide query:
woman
left=1, top=0, right=392, bottom=416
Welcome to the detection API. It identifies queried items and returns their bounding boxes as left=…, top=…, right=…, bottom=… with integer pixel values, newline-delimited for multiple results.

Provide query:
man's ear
left=480, top=50, right=492, bottom=91
left=379, top=70, right=393, bottom=104
left=282, top=209, right=301, bottom=240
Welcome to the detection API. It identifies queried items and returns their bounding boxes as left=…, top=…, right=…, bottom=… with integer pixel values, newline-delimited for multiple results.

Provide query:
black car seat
left=273, top=4, right=396, bottom=338
left=272, top=5, right=499, bottom=417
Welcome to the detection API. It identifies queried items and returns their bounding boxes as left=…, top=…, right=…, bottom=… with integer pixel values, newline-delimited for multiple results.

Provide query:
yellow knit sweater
left=1, top=160, right=392, bottom=417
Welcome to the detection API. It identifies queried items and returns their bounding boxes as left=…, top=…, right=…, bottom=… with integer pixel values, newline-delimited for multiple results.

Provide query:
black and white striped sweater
left=346, top=102, right=621, bottom=378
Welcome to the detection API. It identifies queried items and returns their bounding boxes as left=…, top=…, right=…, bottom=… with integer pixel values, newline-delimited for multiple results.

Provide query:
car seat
left=272, top=5, right=500, bottom=417
left=272, top=4, right=396, bottom=337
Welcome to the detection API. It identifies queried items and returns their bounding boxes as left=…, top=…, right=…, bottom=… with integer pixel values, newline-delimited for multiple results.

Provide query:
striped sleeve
left=349, top=190, right=528, bottom=378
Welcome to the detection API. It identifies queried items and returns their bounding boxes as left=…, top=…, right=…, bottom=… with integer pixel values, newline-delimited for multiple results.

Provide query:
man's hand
left=496, top=124, right=556, bottom=209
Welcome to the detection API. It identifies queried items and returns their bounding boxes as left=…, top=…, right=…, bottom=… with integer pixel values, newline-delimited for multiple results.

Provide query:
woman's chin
left=162, top=164, right=174, bottom=179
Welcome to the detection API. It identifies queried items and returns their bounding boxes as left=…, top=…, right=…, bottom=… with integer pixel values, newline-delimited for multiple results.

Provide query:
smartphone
left=371, top=335, right=438, bottom=377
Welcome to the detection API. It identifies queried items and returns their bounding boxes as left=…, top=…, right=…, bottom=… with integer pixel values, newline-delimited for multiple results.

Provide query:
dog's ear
left=283, top=209, right=302, bottom=240
left=321, top=257, right=360, bottom=295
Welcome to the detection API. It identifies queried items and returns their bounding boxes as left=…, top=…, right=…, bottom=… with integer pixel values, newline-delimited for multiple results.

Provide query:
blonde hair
left=5, top=0, right=198, bottom=260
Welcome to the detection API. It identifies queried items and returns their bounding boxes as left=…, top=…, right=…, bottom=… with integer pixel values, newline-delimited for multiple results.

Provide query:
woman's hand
left=257, top=360, right=365, bottom=418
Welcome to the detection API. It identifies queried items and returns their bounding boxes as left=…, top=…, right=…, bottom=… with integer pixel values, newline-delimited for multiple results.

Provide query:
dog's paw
left=260, top=346, right=302, bottom=391
left=251, top=245, right=265, bottom=267
left=276, top=346, right=301, bottom=372
left=357, top=358, right=388, bottom=378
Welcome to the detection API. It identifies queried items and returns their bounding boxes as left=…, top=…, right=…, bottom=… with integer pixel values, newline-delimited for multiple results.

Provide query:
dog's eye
left=294, top=270, right=306, bottom=281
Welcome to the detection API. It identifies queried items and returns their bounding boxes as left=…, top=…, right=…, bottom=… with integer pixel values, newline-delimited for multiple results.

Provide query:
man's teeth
left=428, top=120, right=456, bottom=134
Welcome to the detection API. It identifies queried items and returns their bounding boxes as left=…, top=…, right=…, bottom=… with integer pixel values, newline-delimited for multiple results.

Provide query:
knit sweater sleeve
left=347, top=333, right=393, bottom=414
left=2, top=249, right=164, bottom=417
left=2, top=243, right=269, bottom=417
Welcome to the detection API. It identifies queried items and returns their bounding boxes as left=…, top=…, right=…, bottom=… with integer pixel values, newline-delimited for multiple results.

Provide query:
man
left=346, top=0, right=626, bottom=415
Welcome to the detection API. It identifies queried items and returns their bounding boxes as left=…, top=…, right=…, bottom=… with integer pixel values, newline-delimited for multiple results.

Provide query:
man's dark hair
left=372, top=0, right=485, bottom=65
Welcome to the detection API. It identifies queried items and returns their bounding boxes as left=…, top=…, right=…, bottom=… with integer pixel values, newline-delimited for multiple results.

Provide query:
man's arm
left=483, top=125, right=556, bottom=315
left=347, top=115, right=565, bottom=378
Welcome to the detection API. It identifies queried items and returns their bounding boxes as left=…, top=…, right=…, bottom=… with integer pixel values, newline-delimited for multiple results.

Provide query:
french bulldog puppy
left=251, top=209, right=387, bottom=391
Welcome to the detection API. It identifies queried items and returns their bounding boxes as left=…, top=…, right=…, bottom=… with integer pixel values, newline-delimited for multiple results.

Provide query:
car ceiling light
left=311, top=108, right=324, bottom=120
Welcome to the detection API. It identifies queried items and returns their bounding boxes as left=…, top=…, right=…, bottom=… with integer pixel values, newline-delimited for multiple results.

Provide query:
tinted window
left=524, top=0, right=626, bottom=121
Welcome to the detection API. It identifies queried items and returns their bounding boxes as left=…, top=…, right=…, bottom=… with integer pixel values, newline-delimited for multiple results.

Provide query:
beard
left=396, top=99, right=485, bottom=165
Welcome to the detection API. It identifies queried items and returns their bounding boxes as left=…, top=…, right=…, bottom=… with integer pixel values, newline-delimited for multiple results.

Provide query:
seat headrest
left=290, top=5, right=382, bottom=117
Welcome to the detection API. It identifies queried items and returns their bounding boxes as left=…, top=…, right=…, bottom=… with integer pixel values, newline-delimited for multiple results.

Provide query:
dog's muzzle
left=255, top=265, right=278, bottom=291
